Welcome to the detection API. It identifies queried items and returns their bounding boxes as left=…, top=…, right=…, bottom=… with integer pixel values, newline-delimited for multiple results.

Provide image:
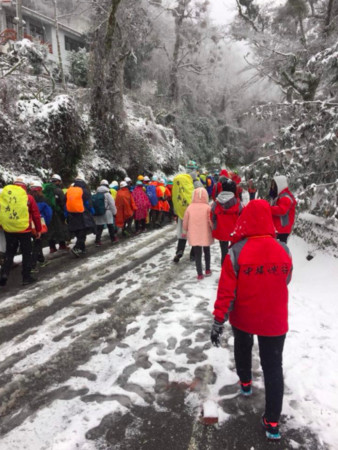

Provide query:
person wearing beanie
left=93, top=180, right=117, bottom=246
left=211, top=200, right=293, bottom=441
left=210, top=178, right=243, bottom=266
left=43, top=174, right=69, bottom=253
left=0, top=177, right=42, bottom=286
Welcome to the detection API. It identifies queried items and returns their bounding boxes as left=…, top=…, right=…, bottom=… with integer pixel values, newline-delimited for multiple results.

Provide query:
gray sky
left=209, top=0, right=285, bottom=24
left=209, top=0, right=237, bottom=25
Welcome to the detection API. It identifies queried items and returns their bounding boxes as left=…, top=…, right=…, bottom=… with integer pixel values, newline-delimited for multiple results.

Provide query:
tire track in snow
left=0, top=228, right=176, bottom=344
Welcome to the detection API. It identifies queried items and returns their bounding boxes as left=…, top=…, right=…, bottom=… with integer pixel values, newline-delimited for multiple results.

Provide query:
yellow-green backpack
left=172, top=174, right=194, bottom=220
left=0, top=185, right=30, bottom=232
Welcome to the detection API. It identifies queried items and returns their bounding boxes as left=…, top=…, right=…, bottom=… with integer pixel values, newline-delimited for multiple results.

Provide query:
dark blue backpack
left=92, top=192, right=106, bottom=216
left=146, top=185, right=158, bottom=207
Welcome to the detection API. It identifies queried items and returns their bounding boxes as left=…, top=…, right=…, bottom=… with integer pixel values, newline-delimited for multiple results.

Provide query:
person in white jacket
left=94, top=180, right=117, bottom=245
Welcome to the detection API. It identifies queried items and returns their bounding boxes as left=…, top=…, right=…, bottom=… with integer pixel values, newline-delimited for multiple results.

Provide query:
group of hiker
left=0, top=172, right=177, bottom=286
left=0, top=160, right=298, bottom=441
left=171, top=160, right=296, bottom=441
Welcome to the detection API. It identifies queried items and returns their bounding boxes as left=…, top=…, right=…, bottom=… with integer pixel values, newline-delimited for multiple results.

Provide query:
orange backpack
left=66, top=186, right=84, bottom=213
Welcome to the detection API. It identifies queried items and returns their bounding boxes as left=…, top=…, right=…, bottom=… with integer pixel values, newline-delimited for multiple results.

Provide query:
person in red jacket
left=229, top=170, right=243, bottom=201
left=210, top=178, right=242, bottom=265
left=210, top=199, right=292, bottom=441
left=269, top=175, right=297, bottom=243
left=0, top=177, right=42, bottom=286
left=211, top=169, right=229, bottom=200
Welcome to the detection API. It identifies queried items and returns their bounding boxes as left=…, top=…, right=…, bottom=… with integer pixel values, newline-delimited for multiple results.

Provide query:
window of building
left=29, top=22, right=45, bottom=41
left=65, top=35, right=84, bottom=52
left=6, top=15, right=15, bottom=29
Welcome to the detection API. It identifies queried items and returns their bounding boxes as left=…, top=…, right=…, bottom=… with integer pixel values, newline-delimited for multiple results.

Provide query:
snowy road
left=0, top=227, right=337, bottom=449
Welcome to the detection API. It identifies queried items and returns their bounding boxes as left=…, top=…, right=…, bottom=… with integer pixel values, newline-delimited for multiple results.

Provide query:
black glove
left=211, top=320, right=224, bottom=347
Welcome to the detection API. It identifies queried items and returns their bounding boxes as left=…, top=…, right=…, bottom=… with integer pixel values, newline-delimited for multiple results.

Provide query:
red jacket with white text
left=213, top=200, right=292, bottom=336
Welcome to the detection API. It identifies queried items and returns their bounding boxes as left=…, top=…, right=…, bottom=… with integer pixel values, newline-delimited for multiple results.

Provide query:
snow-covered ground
left=0, top=232, right=337, bottom=449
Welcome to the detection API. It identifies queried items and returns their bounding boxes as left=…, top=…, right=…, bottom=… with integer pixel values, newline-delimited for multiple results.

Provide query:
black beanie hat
left=221, top=178, right=237, bottom=194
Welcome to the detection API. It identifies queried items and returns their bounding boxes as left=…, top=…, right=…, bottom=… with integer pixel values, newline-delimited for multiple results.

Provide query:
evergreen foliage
left=68, top=48, right=89, bottom=87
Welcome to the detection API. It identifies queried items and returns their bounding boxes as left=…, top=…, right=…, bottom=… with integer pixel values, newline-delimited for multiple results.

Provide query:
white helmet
left=100, top=179, right=109, bottom=186
left=124, top=176, right=132, bottom=183
left=120, top=181, right=128, bottom=188
left=51, top=174, right=62, bottom=181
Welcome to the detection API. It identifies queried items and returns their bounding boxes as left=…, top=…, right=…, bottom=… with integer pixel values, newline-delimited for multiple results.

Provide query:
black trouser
left=123, top=218, right=133, bottom=235
left=249, top=192, right=256, bottom=201
left=150, top=210, right=163, bottom=227
left=49, top=239, right=66, bottom=250
left=193, top=246, right=210, bottom=276
left=277, top=233, right=289, bottom=243
left=232, top=326, right=286, bottom=423
left=73, top=229, right=87, bottom=251
left=1, top=232, right=32, bottom=281
left=95, top=224, right=115, bottom=243
left=135, top=219, right=146, bottom=232
left=219, top=241, right=229, bottom=266
left=176, top=239, right=195, bottom=260
left=32, top=237, right=45, bottom=268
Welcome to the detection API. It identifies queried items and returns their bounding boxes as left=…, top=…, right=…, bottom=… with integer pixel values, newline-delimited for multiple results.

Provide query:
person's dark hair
left=221, top=178, right=237, bottom=194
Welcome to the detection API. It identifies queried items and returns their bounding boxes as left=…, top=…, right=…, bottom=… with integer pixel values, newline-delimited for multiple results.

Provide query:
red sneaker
left=205, top=270, right=212, bottom=277
left=197, top=274, right=204, bottom=280
left=59, top=244, right=69, bottom=251
left=49, top=248, right=57, bottom=254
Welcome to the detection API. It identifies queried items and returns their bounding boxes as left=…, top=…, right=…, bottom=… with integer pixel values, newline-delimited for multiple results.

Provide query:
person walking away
left=229, top=170, right=243, bottom=201
left=153, top=178, right=170, bottom=227
left=0, top=177, right=42, bottom=286
left=148, top=176, right=160, bottom=228
left=124, top=176, right=134, bottom=192
left=172, top=161, right=202, bottom=263
left=132, top=180, right=151, bottom=233
left=182, top=187, right=213, bottom=280
left=165, top=180, right=174, bottom=222
left=247, top=179, right=257, bottom=201
left=66, top=175, right=96, bottom=257
left=269, top=175, right=297, bottom=243
left=93, top=179, right=117, bottom=246
left=211, top=178, right=242, bottom=266
left=210, top=200, right=293, bottom=440
left=43, top=174, right=69, bottom=253
left=211, top=169, right=230, bottom=201
left=109, top=181, right=119, bottom=201
left=30, top=182, right=53, bottom=270
left=115, top=181, right=137, bottom=236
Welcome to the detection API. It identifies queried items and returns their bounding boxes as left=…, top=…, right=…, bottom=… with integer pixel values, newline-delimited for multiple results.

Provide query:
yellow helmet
left=137, top=175, right=144, bottom=181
